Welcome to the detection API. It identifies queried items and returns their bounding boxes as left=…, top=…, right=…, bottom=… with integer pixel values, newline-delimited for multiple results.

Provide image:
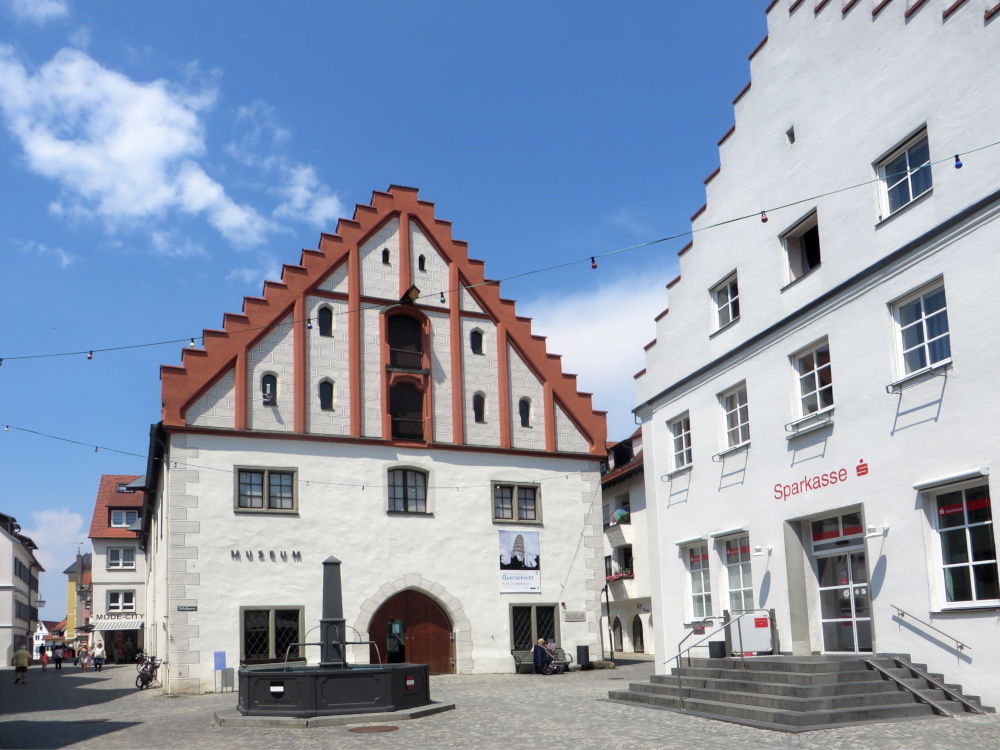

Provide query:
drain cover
left=349, top=726, right=399, bottom=734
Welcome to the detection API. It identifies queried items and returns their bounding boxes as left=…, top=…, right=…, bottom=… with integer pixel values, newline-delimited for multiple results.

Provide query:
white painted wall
left=359, top=217, right=400, bottom=300
left=461, top=317, right=501, bottom=447
left=427, top=310, right=453, bottom=443
left=188, top=369, right=235, bottom=429
left=508, top=345, right=546, bottom=451
left=410, top=224, right=449, bottom=311
left=247, top=314, right=294, bottom=432
left=306, top=296, right=351, bottom=435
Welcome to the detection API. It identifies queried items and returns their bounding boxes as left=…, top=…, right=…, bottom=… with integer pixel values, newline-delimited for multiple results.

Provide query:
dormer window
left=116, top=483, right=134, bottom=493
left=110, top=510, right=139, bottom=528
left=470, top=329, right=484, bottom=355
left=318, top=306, right=333, bottom=337
left=261, top=374, right=278, bottom=406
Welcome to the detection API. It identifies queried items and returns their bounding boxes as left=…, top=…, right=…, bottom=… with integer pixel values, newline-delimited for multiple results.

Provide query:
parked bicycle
left=135, top=657, right=161, bottom=689
left=133, top=650, right=149, bottom=671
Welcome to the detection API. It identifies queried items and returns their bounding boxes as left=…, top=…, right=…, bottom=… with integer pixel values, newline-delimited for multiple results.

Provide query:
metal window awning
left=913, top=468, right=988, bottom=492
left=90, top=618, right=143, bottom=631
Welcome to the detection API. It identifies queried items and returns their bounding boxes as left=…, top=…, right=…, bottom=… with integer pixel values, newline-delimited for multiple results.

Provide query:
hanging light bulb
left=0, top=358, right=3, bottom=366
left=306, top=318, right=313, bottom=330
left=954, top=154, right=963, bottom=169
left=760, top=211, right=768, bottom=223
left=591, top=257, right=598, bottom=270
left=3, top=425, right=8, bottom=432
left=440, top=291, right=446, bottom=304
left=189, top=338, right=196, bottom=347
left=94, top=446, right=99, bottom=453
left=87, top=351, right=93, bottom=360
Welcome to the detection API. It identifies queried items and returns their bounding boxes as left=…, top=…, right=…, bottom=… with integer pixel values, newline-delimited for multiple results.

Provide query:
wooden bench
left=511, top=648, right=573, bottom=674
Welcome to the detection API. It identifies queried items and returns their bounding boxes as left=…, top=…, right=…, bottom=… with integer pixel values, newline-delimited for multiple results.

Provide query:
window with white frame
left=493, top=483, right=540, bottom=523
left=688, top=544, right=712, bottom=618
left=236, top=468, right=296, bottom=512
left=724, top=535, right=753, bottom=612
left=669, top=413, right=692, bottom=470
left=934, top=484, right=998, bottom=605
left=782, top=211, right=821, bottom=282
left=711, top=274, right=740, bottom=330
left=720, top=384, right=750, bottom=448
left=387, top=468, right=427, bottom=513
left=877, top=132, right=932, bottom=217
left=893, top=282, right=950, bottom=375
left=110, top=509, right=138, bottom=528
left=108, top=590, right=135, bottom=612
left=794, top=340, right=834, bottom=416
left=108, top=548, right=136, bottom=570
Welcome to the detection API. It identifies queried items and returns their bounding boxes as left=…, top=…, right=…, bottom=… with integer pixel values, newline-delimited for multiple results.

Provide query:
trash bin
left=576, top=645, right=590, bottom=667
left=708, top=641, right=726, bottom=659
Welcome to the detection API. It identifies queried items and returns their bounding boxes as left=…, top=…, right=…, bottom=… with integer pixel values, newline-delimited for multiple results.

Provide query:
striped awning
left=90, top=618, right=143, bottom=631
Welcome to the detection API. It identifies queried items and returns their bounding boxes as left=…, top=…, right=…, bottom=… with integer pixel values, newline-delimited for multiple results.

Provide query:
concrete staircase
left=607, top=655, right=993, bottom=732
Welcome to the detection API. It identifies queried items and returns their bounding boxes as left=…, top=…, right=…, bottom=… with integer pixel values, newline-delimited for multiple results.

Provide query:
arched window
left=473, top=392, right=486, bottom=424
left=318, top=306, right=333, bottom=337
left=518, top=398, right=531, bottom=428
left=418, top=254, right=426, bottom=272
left=470, top=329, right=483, bottom=355
left=612, top=617, right=623, bottom=652
left=319, top=380, right=335, bottom=411
left=390, top=382, right=424, bottom=440
left=387, top=468, right=427, bottom=513
left=632, top=615, right=644, bottom=653
left=387, top=315, right=423, bottom=369
left=261, top=374, right=277, bottom=406
left=382, top=248, right=391, bottom=265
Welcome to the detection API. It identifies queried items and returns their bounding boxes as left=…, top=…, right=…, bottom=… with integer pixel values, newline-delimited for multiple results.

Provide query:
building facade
left=62, top=553, right=91, bottom=646
left=140, top=186, right=607, bottom=693
left=635, top=2, right=1000, bottom=702
left=0, top=512, right=42, bottom=664
left=88, top=475, right=146, bottom=658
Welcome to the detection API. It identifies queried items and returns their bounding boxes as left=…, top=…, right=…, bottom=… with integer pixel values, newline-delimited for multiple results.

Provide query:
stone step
left=627, top=681, right=923, bottom=711
left=681, top=657, right=884, bottom=674
left=669, top=666, right=882, bottom=685
left=652, top=674, right=899, bottom=697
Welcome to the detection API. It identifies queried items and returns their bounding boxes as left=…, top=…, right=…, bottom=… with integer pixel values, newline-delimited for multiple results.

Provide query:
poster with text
left=499, top=530, right=541, bottom=593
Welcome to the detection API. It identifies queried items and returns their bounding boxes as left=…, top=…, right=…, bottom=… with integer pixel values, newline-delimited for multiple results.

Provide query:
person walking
left=78, top=646, right=92, bottom=672
left=92, top=642, right=106, bottom=672
left=39, top=647, right=49, bottom=671
left=53, top=644, right=64, bottom=670
left=12, top=644, right=31, bottom=685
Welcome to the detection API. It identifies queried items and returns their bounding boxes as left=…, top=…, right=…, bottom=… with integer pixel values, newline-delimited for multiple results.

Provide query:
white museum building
left=634, top=1, right=1000, bottom=703
left=138, top=186, right=607, bottom=693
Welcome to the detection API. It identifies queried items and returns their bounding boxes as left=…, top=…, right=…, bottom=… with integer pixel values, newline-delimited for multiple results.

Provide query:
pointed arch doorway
left=369, top=589, right=454, bottom=674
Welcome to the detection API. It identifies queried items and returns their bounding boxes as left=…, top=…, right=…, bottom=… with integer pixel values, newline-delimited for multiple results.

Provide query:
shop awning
left=90, top=618, right=143, bottom=631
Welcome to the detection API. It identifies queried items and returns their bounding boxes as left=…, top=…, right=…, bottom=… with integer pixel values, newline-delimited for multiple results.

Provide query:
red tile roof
left=88, top=475, right=145, bottom=539
left=601, top=450, right=644, bottom=487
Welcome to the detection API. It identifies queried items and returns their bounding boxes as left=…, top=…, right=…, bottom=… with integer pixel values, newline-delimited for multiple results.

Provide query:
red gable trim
left=748, top=36, right=768, bottom=61
left=666, top=275, right=682, bottom=289
left=633, top=369, right=646, bottom=380
left=717, top=125, right=736, bottom=146
left=703, top=167, right=721, bottom=185
left=765, top=0, right=780, bottom=12
left=843, top=0, right=861, bottom=14
left=814, top=0, right=832, bottom=13
left=654, top=307, right=670, bottom=322
left=986, top=2, right=1000, bottom=21
left=942, top=0, right=967, bottom=19
left=872, top=0, right=893, bottom=17
left=904, top=0, right=929, bottom=18
left=732, top=81, right=752, bottom=105
left=789, top=0, right=806, bottom=13
left=643, top=339, right=657, bottom=352
left=677, top=241, right=694, bottom=257
left=690, top=204, right=707, bottom=222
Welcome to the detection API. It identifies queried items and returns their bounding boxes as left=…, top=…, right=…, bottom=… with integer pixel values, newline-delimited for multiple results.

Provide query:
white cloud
left=19, top=507, right=90, bottom=621
left=226, top=252, right=283, bottom=289
left=273, top=163, right=344, bottom=227
left=0, top=46, right=272, bottom=245
left=15, top=239, right=78, bottom=268
left=8, top=0, right=69, bottom=24
left=148, top=229, right=205, bottom=258
left=608, top=207, right=652, bottom=237
left=519, top=269, right=668, bottom=439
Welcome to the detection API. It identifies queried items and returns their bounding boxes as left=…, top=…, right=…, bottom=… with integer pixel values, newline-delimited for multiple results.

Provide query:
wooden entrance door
left=369, top=590, right=453, bottom=674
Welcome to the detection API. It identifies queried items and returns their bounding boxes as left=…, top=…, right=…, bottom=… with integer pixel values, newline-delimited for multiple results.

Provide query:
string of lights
left=1, top=137, right=997, bottom=366
left=0, top=422, right=598, bottom=492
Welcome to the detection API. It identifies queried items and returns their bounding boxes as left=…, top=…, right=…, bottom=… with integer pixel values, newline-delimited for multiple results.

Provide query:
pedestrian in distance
left=39, top=647, right=49, bottom=671
left=79, top=646, right=92, bottom=672
left=12, top=644, right=31, bottom=685
left=53, top=644, right=64, bottom=670
left=92, top=642, right=106, bottom=672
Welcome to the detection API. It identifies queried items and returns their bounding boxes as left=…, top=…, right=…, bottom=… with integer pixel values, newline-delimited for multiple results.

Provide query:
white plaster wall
left=410, top=224, right=449, bottom=311
left=187, top=369, right=235, bottom=429
left=154, top=432, right=603, bottom=691
left=555, top=404, right=590, bottom=454
left=306, top=297, right=351, bottom=436
left=427, top=310, right=452, bottom=443
left=508, top=345, right=546, bottom=451
left=316, top=261, right=348, bottom=294
left=361, top=308, right=383, bottom=438
left=359, top=217, right=399, bottom=300
left=247, top=314, right=294, bottom=432
left=89, top=539, right=147, bottom=627
left=461, top=285, right=485, bottom=314
left=461, top=317, right=500, bottom=447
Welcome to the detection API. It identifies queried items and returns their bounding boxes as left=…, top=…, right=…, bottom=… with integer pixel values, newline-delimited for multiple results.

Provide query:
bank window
left=783, top=211, right=821, bottom=283
left=720, top=384, right=750, bottom=448
left=108, top=548, right=135, bottom=570
left=236, top=468, right=296, bottom=512
left=108, top=590, right=135, bottom=612
left=724, top=535, right=753, bottom=612
left=711, top=273, right=740, bottom=330
left=110, top=509, right=138, bottom=528
left=877, top=131, right=932, bottom=217
left=795, top=341, right=834, bottom=416
left=510, top=604, right=557, bottom=650
left=935, top=485, right=998, bottom=605
left=688, top=544, right=712, bottom=618
left=241, top=607, right=304, bottom=665
left=669, top=413, right=692, bottom=470
left=892, top=282, right=950, bottom=375
left=493, top=483, right=540, bottom=523
left=388, top=468, right=428, bottom=513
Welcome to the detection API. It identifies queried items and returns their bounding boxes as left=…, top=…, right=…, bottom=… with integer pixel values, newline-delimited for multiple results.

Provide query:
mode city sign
left=773, top=459, right=870, bottom=502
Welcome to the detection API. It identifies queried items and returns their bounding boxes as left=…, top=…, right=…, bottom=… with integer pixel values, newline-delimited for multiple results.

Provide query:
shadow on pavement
left=1, top=668, right=137, bottom=715
left=0, top=720, right=139, bottom=749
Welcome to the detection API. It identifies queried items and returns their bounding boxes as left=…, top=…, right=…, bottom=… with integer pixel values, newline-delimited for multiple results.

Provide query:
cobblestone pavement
left=2, top=659, right=998, bottom=750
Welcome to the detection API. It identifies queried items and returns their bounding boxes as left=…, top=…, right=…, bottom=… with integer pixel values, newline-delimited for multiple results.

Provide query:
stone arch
left=352, top=574, right=474, bottom=673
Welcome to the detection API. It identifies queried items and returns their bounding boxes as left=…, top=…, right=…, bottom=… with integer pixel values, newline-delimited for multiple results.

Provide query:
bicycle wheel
left=135, top=673, right=146, bottom=689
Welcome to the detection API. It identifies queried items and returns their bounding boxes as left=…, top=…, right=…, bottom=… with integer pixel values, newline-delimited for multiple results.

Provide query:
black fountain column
left=319, top=555, right=347, bottom=668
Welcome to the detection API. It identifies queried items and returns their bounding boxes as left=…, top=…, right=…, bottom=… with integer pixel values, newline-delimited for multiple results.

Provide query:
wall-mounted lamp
left=751, top=545, right=773, bottom=557
left=865, top=524, right=889, bottom=539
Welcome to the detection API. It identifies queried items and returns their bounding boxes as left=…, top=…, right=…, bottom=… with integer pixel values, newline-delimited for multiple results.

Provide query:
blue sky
left=0, top=0, right=766, bottom=619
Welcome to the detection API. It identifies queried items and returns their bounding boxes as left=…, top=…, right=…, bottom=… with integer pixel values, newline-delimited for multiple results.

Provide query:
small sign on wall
left=177, top=605, right=197, bottom=612
left=563, top=611, right=586, bottom=622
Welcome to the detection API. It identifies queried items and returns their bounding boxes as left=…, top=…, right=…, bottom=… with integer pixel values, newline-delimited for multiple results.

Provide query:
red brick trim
left=842, top=0, right=861, bottom=14
left=703, top=166, right=721, bottom=185
left=543, top=381, right=556, bottom=452
left=497, top=322, right=512, bottom=449
left=643, top=339, right=657, bottom=352
left=765, top=0, right=781, bottom=12
left=732, top=81, right=752, bottom=105
left=293, top=297, right=306, bottom=433
left=398, top=212, right=412, bottom=305
left=904, top=0, right=929, bottom=18
left=666, top=275, right=682, bottom=289
left=789, top=0, right=806, bottom=12
left=448, top=263, right=464, bottom=445
left=748, top=36, right=768, bottom=61
left=690, top=204, right=707, bottom=222
left=987, top=2, right=1000, bottom=21
left=941, top=0, right=967, bottom=19
left=348, top=235, right=362, bottom=437
left=814, top=0, right=832, bottom=13
left=654, top=307, right=670, bottom=322
left=717, top=125, right=736, bottom=146
left=633, top=369, right=646, bottom=380
left=872, top=0, right=893, bottom=17
left=678, top=240, right=694, bottom=257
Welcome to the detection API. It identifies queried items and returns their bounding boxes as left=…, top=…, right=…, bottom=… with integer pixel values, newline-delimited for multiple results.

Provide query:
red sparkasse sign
left=754, top=617, right=768, bottom=628
left=773, top=459, right=870, bottom=501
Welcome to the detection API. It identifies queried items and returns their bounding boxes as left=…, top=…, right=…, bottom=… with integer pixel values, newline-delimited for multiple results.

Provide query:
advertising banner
left=499, top=530, right=540, bottom=593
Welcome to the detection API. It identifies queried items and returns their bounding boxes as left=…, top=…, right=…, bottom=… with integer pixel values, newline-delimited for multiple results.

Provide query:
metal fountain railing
left=889, top=604, right=972, bottom=652
left=281, top=639, right=383, bottom=668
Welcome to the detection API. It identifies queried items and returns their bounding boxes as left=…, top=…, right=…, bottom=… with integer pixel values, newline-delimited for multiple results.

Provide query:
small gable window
left=519, top=398, right=531, bottom=428
left=382, top=248, right=391, bottom=265
left=319, top=380, right=335, bottom=411
left=470, top=329, right=484, bottom=355
left=473, top=392, right=486, bottom=424
left=318, top=306, right=334, bottom=337
left=261, top=374, right=278, bottom=406
left=418, top=254, right=426, bottom=272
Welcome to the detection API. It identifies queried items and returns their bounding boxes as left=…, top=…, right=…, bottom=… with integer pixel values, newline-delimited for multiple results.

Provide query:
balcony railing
left=391, top=417, right=425, bottom=441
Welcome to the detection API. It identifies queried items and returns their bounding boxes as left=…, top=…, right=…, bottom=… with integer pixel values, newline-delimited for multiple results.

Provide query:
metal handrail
left=889, top=604, right=971, bottom=651
left=865, top=659, right=956, bottom=718
left=666, top=609, right=772, bottom=671
left=892, top=656, right=986, bottom=714
left=672, top=617, right=724, bottom=669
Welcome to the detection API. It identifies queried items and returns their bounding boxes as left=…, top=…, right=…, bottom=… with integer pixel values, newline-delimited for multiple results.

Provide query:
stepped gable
left=160, top=185, right=607, bottom=455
